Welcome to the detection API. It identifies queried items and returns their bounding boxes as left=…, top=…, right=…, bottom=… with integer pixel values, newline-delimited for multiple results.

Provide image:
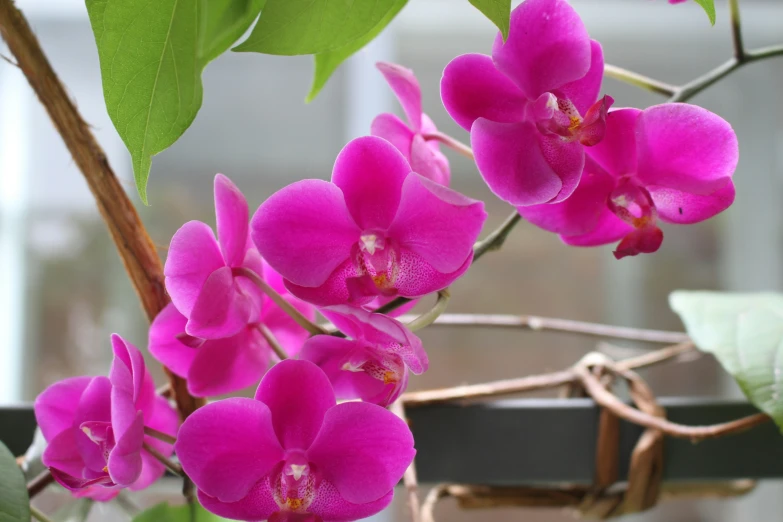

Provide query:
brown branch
left=402, top=342, right=695, bottom=406
left=575, top=365, right=770, bottom=441
left=27, top=468, right=55, bottom=498
left=0, top=0, right=202, bottom=420
left=391, top=400, right=422, bottom=522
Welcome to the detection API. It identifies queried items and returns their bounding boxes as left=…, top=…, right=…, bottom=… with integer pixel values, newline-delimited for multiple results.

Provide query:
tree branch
left=728, top=0, right=745, bottom=61
left=0, top=0, right=202, bottom=420
left=603, top=64, right=677, bottom=97
left=391, top=400, right=422, bottom=522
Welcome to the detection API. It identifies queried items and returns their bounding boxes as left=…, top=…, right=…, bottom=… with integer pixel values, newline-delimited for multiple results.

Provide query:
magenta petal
left=187, top=266, right=254, bottom=339
left=148, top=303, right=195, bottom=378
left=561, top=209, right=633, bottom=247
left=586, top=108, right=642, bottom=178
left=187, top=328, right=271, bottom=397
left=74, top=377, right=112, bottom=473
left=371, top=113, right=415, bottom=160
left=50, top=466, right=112, bottom=493
left=650, top=181, right=736, bottom=225
left=518, top=157, right=615, bottom=236
left=252, top=179, right=360, bottom=288
left=389, top=173, right=486, bottom=273
left=440, top=53, right=526, bottom=131
left=410, top=134, right=450, bottom=187
left=255, top=360, right=336, bottom=450
left=130, top=451, right=165, bottom=492
left=283, top=259, right=368, bottom=308
left=176, top=398, right=284, bottom=503
left=332, top=136, right=412, bottom=230
left=307, top=401, right=415, bottom=504
left=107, top=411, right=144, bottom=486
left=558, top=40, right=604, bottom=116
left=310, top=481, right=393, bottom=521
left=395, top=249, right=473, bottom=298
left=472, top=119, right=566, bottom=206
left=492, top=0, right=591, bottom=100
left=377, top=62, right=422, bottom=131
left=35, top=376, right=92, bottom=441
left=43, top=429, right=87, bottom=479
left=214, top=174, right=250, bottom=267
left=132, top=395, right=179, bottom=491
left=636, top=104, right=739, bottom=194
left=420, top=115, right=451, bottom=187
left=198, top=475, right=279, bottom=521
left=109, top=334, right=153, bottom=412
left=261, top=295, right=314, bottom=359
left=164, top=221, right=225, bottom=317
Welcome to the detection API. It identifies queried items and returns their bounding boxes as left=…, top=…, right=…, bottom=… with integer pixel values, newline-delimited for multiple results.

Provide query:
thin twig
left=603, top=64, right=677, bottom=97
left=390, top=400, right=422, bottom=522
left=27, top=469, right=55, bottom=498
left=422, top=132, right=474, bottom=160
left=401, top=342, right=695, bottom=406
left=259, top=323, right=289, bottom=360
left=421, top=484, right=451, bottom=522
left=142, top=442, right=183, bottom=476
left=575, top=365, right=770, bottom=441
left=396, top=313, right=690, bottom=344
left=728, top=0, right=745, bottom=61
left=0, top=0, right=202, bottom=422
left=144, top=426, right=177, bottom=445
left=406, top=290, right=450, bottom=331
left=30, top=505, right=55, bottom=522
left=233, top=267, right=327, bottom=335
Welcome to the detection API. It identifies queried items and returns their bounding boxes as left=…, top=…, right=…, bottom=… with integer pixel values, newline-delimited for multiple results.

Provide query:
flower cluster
left=33, top=0, right=739, bottom=519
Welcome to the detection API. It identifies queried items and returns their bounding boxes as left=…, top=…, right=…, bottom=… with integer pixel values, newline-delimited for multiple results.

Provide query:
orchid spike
left=150, top=261, right=315, bottom=397
left=34, top=335, right=178, bottom=500
left=518, top=104, right=738, bottom=258
left=176, top=359, right=415, bottom=522
left=301, top=305, right=428, bottom=406
left=371, top=62, right=451, bottom=186
left=251, top=136, right=487, bottom=307
left=164, top=174, right=265, bottom=339
left=441, top=0, right=612, bottom=206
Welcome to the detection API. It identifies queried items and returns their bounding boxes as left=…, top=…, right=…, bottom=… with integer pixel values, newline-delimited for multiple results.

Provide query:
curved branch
left=603, top=64, right=677, bottom=96
left=406, top=289, right=451, bottom=331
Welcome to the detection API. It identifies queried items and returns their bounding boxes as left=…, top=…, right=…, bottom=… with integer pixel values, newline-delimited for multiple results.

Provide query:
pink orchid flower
left=34, top=335, right=178, bottom=500
left=300, top=305, right=427, bottom=406
left=518, top=104, right=738, bottom=258
left=371, top=62, right=450, bottom=186
left=251, top=136, right=487, bottom=307
left=441, top=0, right=612, bottom=207
left=149, top=262, right=314, bottom=397
left=176, top=359, right=415, bottom=521
left=164, top=174, right=264, bottom=339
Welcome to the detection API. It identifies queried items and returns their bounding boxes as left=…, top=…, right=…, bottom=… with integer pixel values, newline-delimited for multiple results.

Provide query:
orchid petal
left=214, top=174, right=250, bottom=267
left=34, top=376, right=92, bottom=441
left=650, top=181, right=736, bottom=224
left=186, top=266, right=256, bottom=339
left=309, top=481, right=394, bottom=522
left=175, top=398, right=284, bottom=503
left=252, top=179, right=360, bottom=288
left=148, top=303, right=196, bottom=378
left=42, top=429, right=86, bottom=479
left=394, top=248, right=473, bottom=297
left=370, top=113, right=415, bottom=160
left=377, top=62, right=422, bottom=131
left=586, top=108, right=642, bottom=178
left=558, top=40, right=604, bottom=116
left=107, top=411, right=144, bottom=486
left=197, top=475, right=279, bottom=522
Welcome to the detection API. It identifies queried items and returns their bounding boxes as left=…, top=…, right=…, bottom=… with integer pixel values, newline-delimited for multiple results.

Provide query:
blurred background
left=1, top=0, right=782, bottom=520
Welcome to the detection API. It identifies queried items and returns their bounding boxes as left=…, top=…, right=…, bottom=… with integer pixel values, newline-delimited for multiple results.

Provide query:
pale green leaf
left=0, top=440, right=30, bottom=522
left=133, top=501, right=230, bottom=522
left=468, top=0, right=511, bottom=40
left=306, top=0, right=407, bottom=102
left=669, top=290, right=783, bottom=430
left=693, top=0, right=716, bottom=25
left=234, top=0, right=401, bottom=56
left=86, top=0, right=263, bottom=204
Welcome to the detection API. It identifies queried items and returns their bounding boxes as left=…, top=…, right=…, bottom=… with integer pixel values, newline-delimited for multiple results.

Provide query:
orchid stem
left=30, top=505, right=55, bottom=522
left=422, top=132, right=474, bottom=160
left=233, top=267, right=327, bottom=336
left=142, top=442, right=183, bottom=477
left=728, top=0, right=745, bottom=61
left=406, top=290, right=450, bottom=331
left=258, top=323, right=289, bottom=360
left=143, top=426, right=177, bottom=445
left=473, top=211, right=522, bottom=261
left=603, top=64, right=677, bottom=97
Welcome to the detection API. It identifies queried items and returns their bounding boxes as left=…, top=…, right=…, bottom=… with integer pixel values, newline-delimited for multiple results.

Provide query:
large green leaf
left=86, top=0, right=264, bottom=204
left=306, top=0, right=407, bottom=102
left=234, top=0, right=401, bottom=56
left=669, top=290, right=783, bottom=430
left=0, top=440, right=30, bottom=522
left=133, top=501, right=230, bottom=522
left=694, top=0, right=716, bottom=25
left=468, top=0, right=511, bottom=40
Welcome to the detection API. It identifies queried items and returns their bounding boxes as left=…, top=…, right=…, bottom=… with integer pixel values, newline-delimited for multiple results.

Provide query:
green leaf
left=669, top=290, right=783, bottom=430
left=693, top=0, right=716, bottom=25
left=85, top=0, right=264, bottom=204
left=132, top=501, right=230, bottom=522
left=234, top=0, right=401, bottom=56
left=306, top=0, right=407, bottom=102
left=468, top=0, right=511, bottom=40
left=0, top=440, right=30, bottom=522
